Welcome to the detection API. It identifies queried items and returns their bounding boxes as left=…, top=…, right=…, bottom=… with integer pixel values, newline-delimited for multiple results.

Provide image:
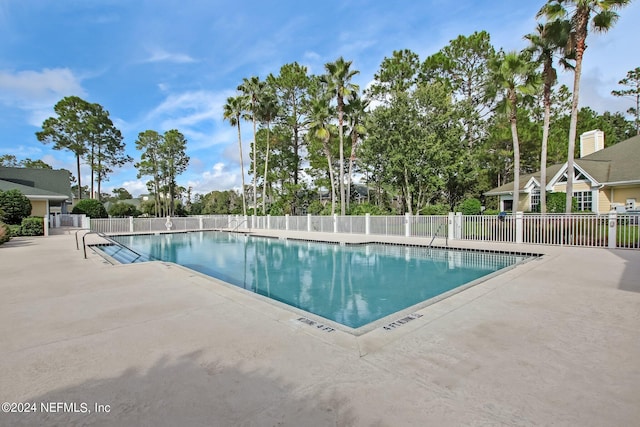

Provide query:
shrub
left=8, top=224, right=21, bottom=236
left=108, top=202, right=140, bottom=218
left=0, top=189, right=32, bottom=224
left=483, top=209, right=500, bottom=215
left=0, top=221, right=10, bottom=244
left=20, top=217, right=44, bottom=236
left=546, top=192, right=577, bottom=213
left=420, top=203, right=449, bottom=215
left=349, top=202, right=388, bottom=215
left=457, top=198, right=482, bottom=215
left=72, top=199, right=108, bottom=218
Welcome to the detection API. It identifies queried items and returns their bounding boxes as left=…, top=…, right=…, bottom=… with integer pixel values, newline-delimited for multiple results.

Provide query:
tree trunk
left=252, top=113, right=257, bottom=215
left=403, top=166, right=413, bottom=215
left=510, top=97, right=520, bottom=214
left=237, top=120, right=247, bottom=216
left=540, top=80, right=551, bottom=214
left=76, top=154, right=82, bottom=199
left=346, top=130, right=357, bottom=212
left=566, top=11, right=589, bottom=213
left=323, top=138, right=336, bottom=216
left=262, top=123, right=271, bottom=215
left=90, top=143, right=94, bottom=199
left=338, top=99, right=345, bottom=216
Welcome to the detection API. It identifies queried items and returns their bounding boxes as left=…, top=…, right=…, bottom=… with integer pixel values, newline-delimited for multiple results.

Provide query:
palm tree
left=223, top=95, right=249, bottom=216
left=344, top=93, right=368, bottom=212
left=490, top=50, right=540, bottom=214
left=308, top=95, right=337, bottom=216
left=238, top=76, right=266, bottom=214
left=257, top=89, right=279, bottom=215
left=538, top=0, right=631, bottom=213
left=323, top=57, right=360, bottom=215
left=525, top=20, right=571, bottom=214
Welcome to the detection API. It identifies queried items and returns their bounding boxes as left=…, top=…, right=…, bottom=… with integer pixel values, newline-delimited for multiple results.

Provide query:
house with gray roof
left=0, top=166, right=73, bottom=217
left=485, top=130, right=640, bottom=213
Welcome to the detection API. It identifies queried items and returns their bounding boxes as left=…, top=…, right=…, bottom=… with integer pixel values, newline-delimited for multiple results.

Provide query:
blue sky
left=1, top=0, right=638, bottom=197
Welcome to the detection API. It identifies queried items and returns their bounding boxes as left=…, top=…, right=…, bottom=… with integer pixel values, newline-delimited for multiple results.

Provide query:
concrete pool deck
left=1, top=229, right=639, bottom=426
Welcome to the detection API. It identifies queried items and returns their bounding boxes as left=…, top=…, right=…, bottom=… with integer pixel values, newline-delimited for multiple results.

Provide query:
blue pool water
left=107, top=232, right=527, bottom=329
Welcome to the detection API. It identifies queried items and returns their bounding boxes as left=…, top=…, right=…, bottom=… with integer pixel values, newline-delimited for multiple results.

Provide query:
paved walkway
left=1, top=230, right=639, bottom=426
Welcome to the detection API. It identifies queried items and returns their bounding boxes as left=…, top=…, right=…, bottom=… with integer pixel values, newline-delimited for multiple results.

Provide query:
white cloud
left=0, top=68, right=86, bottom=126
left=121, top=179, right=151, bottom=197
left=142, top=48, right=197, bottom=64
left=188, top=162, right=241, bottom=195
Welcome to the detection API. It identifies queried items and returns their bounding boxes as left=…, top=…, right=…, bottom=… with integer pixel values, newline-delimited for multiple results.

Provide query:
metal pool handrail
left=81, top=230, right=146, bottom=261
left=428, top=223, right=448, bottom=248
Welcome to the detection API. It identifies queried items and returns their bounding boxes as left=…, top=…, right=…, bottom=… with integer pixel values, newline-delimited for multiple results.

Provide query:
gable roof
left=0, top=179, right=70, bottom=200
left=485, top=133, right=640, bottom=195
left=0, top=166, right=72, bottom=199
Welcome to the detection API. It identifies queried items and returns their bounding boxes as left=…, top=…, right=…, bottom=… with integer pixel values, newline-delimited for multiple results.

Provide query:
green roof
left=0, top=166, right=72, bottom=198
left=0, top=179, right=70, bottom=200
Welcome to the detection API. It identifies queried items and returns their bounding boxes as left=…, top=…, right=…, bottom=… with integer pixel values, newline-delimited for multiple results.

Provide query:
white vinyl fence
left=90, top=212, right=639, bottom=250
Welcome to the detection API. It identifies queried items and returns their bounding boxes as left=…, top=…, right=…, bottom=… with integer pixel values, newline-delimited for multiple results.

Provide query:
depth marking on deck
left=383, top=313, right=423, bottom=331
left=297, top=317, right=335, bottom=333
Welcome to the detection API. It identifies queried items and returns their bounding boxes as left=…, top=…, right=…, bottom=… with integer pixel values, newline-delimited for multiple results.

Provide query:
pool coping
left=90, top=229, right=543, bottom=337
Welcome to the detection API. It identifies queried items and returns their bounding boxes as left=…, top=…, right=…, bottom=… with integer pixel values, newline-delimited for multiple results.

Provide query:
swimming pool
left=102, top=231, right=530, bottom=330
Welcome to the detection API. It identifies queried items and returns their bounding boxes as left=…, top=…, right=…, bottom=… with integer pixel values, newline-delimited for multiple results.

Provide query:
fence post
left=43, top=214, right=49, bottom=237
left=285, top=214, right=290, bottom=231
left=129, top=216, right=134, bottom=233
left=448, top=213, right=455, bottom=241
left=365, top=213, right=371, bottom=235
left=608, top=210, right=617, bottom=249
left=515, top=211, right=524, bottom=244
left=198, top=215, right=203, bottom=230
left=333, top=214, right=338, bottom=233
left=307, top=214, right=312, bottom=232
left=56, top=214, right=61, bottom=228
left=404, top=213, right=411, bottom=237
left=267, top=214, right=271, bottom=230
left=455, top=212, right=462, bottom=240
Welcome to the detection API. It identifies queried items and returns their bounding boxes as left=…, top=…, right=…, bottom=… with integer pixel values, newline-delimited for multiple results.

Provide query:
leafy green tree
left=323, top=57, right=360, bottom=215
left=111, top=187, right=133, bottom=200
left=368, top=49, right=420, bottom=100
left=160, top=129, right=189, bottom=216
left=108, top=202, right=140, bottom=217
left=344, top=93, right=368, bottom=212
left=490, top=50, right=540, bottom=213
left=135, top=130, right=163, bottom=216
left=223, top=95, right=249, bottom=216
left=20, top=158, right=53, bottom=169
left=612, top=67, right=640, bottom=135
left=0, top=156, right=53, bottom=169
left=538, top=0, right=631, bottom=212
left=267, top=63, right=312, bottom=213
left=308, top=87, right=337, bottom=216
left=238, top=76, right=267, bottom=212
left=525, top=20, right=571, bottom=213
left=87, top=103, right=131, bottom=200
left=36, top=96, right=93, bottom=199
left=256, top=88, right=279, bottom=214
left=0, top=189, right=32, bottom=224
left=421, top=31, right=497, bottom=148
left=0, top=155, right=19, bottom=167
left=72, top=199, right=107, bottom=218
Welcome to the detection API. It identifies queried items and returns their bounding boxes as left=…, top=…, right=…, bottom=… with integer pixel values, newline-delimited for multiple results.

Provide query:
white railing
left=89, top=212, right=639, bottom=250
